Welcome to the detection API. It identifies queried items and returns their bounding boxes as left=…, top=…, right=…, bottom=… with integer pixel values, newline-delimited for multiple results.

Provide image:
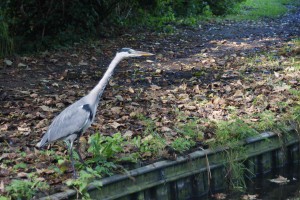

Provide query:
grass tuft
left=226, top=0, right=300, bottom=20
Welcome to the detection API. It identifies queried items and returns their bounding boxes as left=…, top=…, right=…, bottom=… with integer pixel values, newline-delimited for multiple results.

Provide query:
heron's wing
left=38, top=102, right=92, bottom=147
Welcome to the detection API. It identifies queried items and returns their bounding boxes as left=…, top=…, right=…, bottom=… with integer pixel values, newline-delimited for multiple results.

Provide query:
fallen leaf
left=273, top=84, right=290, bottom=92
left=78, top=60, right=88, bottom=66
left=4, top=59, right=13, bottom=66
left=123, top=130, right=133, bottom=138
left=108, top=122, right=124, bottom=129
left=17, top=126, right=31, bottom=132
left=233, top=90, right=244, bottom=98
left=212, top=193, right=226, bottom=199
left=142, top=134, right=153, bottom=142
left=39, top=105, right=57, bottom=112
left=18, top=63, right=27, bottom=67
left=35, top=119, right=48, bottom=129
left=161, top=126, right=172, bottom=132
left=17, top=172, right=29, bottom=178
left=150, top=85, right=161, bottom=90
left=128, top=87, right=135, bottom=94
left=50, top=59, right=58, bottom=63
left=0, top=124, right=9, bottom=131
left=0, top=168, right=10, bottom=177
left=36, top=177, right=45, bottom=181
left=185, top=105, right=197, bottom=110
left=111, top=107, right=122, bottom=114
left=241, top=194, right=258, bottom=200
left=115, top=95, right=124, bottom=101
left=36, top=168, right=55, bottom=175
left=269, top=175, right=289, bottom=184
left=0, top=180, right=4, bottom=193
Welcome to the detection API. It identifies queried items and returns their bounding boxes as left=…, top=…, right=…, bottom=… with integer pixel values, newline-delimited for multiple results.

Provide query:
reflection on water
left=244, top=164, right=300, bottom=200
left=191, top=164, right=300, bottom=200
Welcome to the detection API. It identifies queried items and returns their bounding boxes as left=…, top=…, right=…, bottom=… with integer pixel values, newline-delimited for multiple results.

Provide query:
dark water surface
left=243, top=165, right=300, bottom=200
left=190, top=164, right=300, bottom=200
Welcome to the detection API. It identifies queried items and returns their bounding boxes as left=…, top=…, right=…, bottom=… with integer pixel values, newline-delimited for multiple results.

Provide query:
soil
left=0, top=5, right=299, bottom=198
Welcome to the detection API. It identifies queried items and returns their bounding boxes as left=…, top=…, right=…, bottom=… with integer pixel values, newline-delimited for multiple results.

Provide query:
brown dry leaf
left=131, top=102, right=140, bottom=106
left=17, top=172, right=29, bottom=178
left=142, top=152, right=152, bottom=158
left=273, top=84, right=290, bottom=92
left=150, top=85, right=161, bottom=90
left=108, top=122, right=124, bottom=129
left=193, top=85, right=201, bottom=94
left=0, top=180, right=4, bottom=193
left=39, top=105, right=57, bottom=112
left=161, top=126, right=172, bottom=132
left=123, top=130, right=133, bottom=138
left=111, top=107, right=123, bottom=115
left=142, top=135, right=153, bottom=142
left=18, top=63, right=27, bottom=67
left=30, top=93, right=38, bottom=98
left=0, top=124, right=9, bottom=131
left=78, top=60, right=88, bottom=66
left=241, top=194, right=258, bottom=200
left=36, top=168, right=55, bottom=175
left=4, top=59, right=13, bottom=66
left=0, top=168, right=10, bottom=177
left=212, top=193, right=227, bottom=199
left=115, top=95, right=124, bottom=101
left=36, top=177, right=45, bottom=182
left=269, top=175, right=290, bottom=184
left=185, top=105, right=197, bottom=111
left=128, top=87, right=135, bottom=94
left=224, top=85, right=232, bottom=92
left=17, top=126, right=31, bottom=132
left=233, top=90, right=244, bottom=98
left=0, top=153, right=9, bottom=161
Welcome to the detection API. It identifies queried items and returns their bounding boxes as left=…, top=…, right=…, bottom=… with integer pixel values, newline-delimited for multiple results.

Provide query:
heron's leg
left=75, top=143, right=87, bottom=166
left=67, top=140, right=77, bottom=179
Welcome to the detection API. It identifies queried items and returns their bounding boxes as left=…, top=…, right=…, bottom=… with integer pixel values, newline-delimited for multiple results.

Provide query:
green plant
left=224, top=149, right=248, bottom=191
left=130, top=134, right=165, bottom=159
left=225, top=0, right=298, bottom=20
left=210, top=118, right=259, bottom=191
left=171, top=138, right=195, bottom=153
left=215, top=118, right=258, bottom=145
left=138, top=115, right=158, bottom=136
left=175, top=118, right=204, bottom=141
left=0, top=10, right=13, bottom=57
left=88, top=132, right=124, bottom=161
left=253, top=110, right=277, bottom=132
left=6, top=176, right=49, bottom=199
left=66, top=168, right=102, bottom=199
left=13, top=162, right=27, bottom=171
left=206, top=0, right=246, bottom=15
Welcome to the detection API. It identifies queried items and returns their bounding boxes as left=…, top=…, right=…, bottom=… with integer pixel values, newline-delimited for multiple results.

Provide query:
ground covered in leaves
left=0, top=5, right=300, bottom=199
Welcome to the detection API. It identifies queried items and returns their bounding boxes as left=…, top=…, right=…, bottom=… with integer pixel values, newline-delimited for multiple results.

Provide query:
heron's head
left=117, top=48, right=154, bottom=59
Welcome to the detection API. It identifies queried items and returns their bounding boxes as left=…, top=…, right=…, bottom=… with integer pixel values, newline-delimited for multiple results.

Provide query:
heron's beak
left=133, top=50, right=154, bottom=57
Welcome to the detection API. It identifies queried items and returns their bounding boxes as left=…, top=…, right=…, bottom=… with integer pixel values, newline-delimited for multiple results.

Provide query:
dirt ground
left=0, top=5, right=300, bottom=198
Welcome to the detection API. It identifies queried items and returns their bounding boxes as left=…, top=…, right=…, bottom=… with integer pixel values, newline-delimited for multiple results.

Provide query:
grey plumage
left=36, top=48, right=154, bottom=178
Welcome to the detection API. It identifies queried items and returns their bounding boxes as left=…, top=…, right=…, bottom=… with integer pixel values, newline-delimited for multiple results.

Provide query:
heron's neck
left=89, top=55, right=123, bottom=104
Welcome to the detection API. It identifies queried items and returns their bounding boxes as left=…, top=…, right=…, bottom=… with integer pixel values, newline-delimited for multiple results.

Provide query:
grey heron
left=36, top=48, right=154, bottom=178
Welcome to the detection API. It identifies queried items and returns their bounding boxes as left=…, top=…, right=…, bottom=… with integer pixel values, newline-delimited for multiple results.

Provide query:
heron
left=36, top=48, right=154, bottom=178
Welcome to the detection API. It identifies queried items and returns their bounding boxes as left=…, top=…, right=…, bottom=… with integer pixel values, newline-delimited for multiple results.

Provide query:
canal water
left=188, top=164, right=300, bottom=200
left=242, top=164, right=300, bottom=200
